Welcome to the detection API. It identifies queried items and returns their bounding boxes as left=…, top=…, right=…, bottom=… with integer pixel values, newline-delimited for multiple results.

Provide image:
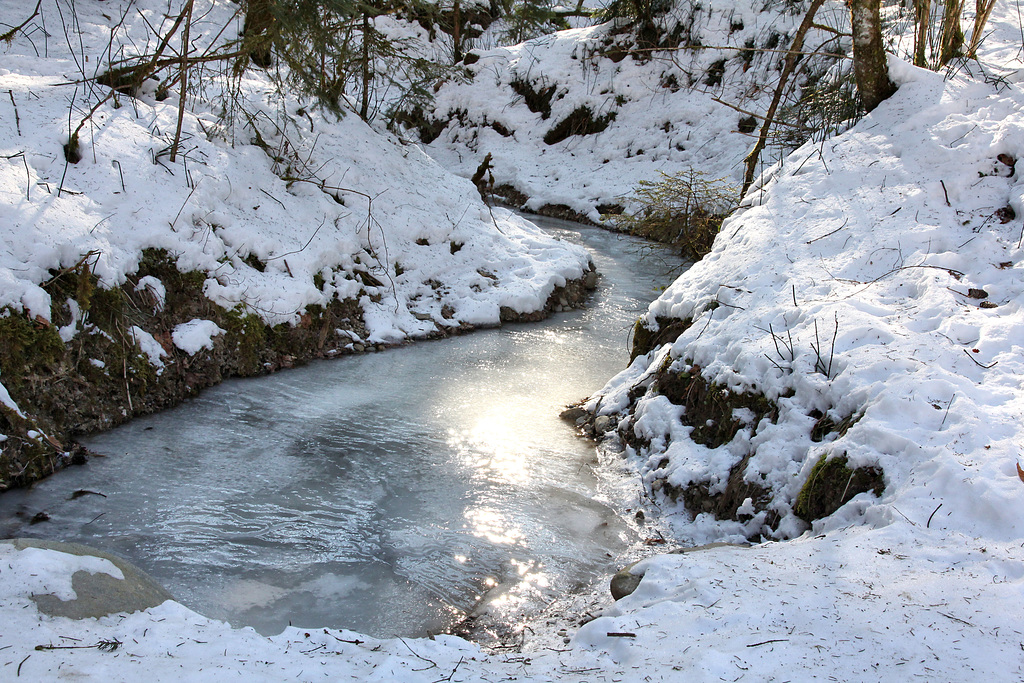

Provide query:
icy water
left=0, top=216, right=684, bottom=638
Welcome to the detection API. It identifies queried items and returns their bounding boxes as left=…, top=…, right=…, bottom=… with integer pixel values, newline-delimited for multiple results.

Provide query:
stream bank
left=0, top=248, right=596, bottom=492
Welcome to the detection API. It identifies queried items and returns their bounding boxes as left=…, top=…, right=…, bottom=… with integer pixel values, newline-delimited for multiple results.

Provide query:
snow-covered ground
left=4, top=0, right=1024, bottom=681
left=413, top=0, right=845, bottom=221
left=0, top=1, right=589, bottom=332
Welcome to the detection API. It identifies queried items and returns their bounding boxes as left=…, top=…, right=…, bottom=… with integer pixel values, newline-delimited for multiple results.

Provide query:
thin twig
left=58, top=88, right=77, bottom=197
left=266, top=216, right=327, bottom=260
left=628, top=44, right=845, bottom=58
left=0, top=0, right=43, bottom=43
left=710, top=96, right=805, bottom=129
left=747, top=638, right=789, bottom=647
left=432, top=656, right=465, bottom=683
left=962, top=349, right=997, bottom=369
left=169, top=179, right=201, bottom=230
left=927, top=503, right=943, bottom=528
left=936, top=611, right=973, bottom=627
left=8, top=90, right=21, bottom=135
left=399, top=638, right=437, bottom=671
left=939, top=393, right=955, bottom=430
left=806, top=217, right=849, bottom=244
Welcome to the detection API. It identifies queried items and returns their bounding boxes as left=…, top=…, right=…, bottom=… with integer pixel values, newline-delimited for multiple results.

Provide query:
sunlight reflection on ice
left=447, top=406, right=532, bottom=484
left=464, top=507, right=525, bottom=546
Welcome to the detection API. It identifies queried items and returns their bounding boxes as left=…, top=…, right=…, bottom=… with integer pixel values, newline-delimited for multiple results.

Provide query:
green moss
left=87, top=286, right=129, bottom=330
left=630, top=315, right=693, bottom=362
left=42, top=255, right=98, bottom=314
left=223, top=306, right=267, bottom=375
left=3, top=244, right=369, bottom=491
left=509, top=78, right=557, bottom=119
left=653, top=366, right=777, bottom=448
left=795, top=453, right=884, bottom=522
left=810, top=411, right=861, bottom=443
left=0, top=311, right=66, bottom=394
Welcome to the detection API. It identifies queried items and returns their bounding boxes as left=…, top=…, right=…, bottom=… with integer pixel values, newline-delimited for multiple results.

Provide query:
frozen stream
left=0, top=216, right=684, bottom=638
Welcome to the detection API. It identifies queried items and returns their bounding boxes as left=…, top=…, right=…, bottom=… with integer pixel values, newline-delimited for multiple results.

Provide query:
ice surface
left=1, top=218, right=678, bottom=638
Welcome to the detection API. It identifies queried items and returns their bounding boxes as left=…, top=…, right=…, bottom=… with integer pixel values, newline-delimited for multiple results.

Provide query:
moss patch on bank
left=795, top=453, right=884, bottom=522
left=594, top=313, right=885, bottom=534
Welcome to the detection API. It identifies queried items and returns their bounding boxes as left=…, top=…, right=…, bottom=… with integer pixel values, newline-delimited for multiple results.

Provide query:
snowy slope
left=0, top=0, right=591, bottom=447
left=411, top=0, right=845, bottom=221
left=592, top=45, right=1024, bottom=544
left=0, top=2, right=589, bottom=329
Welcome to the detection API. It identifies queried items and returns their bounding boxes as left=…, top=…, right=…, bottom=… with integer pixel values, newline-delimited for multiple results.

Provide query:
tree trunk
left=965, top=0, right=997, bottom=58
left=360, top=12, right=371, bottom=120
left=242, top=0, right=275, bottom=69
left=170, top=0, right=194, bottom=164
left=937, top=0, right=964, bottom=66
left=913, top=0, right=930, bottom=67
left=850, top=0, right=896, bottom=112
left=453, top=0, right=462, bottom=63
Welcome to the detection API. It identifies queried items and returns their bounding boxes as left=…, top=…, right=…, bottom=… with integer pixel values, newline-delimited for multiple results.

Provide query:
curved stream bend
left=0, top=216, right=685, bottom=638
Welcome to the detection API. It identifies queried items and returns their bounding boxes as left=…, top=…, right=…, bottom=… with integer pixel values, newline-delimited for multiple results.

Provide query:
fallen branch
left=806, top=217, right=849, bottom=244
left=0, top=0, right=42, bottom=43
left=35, top=639, right=121, bottom=652
left=742, top=0, right=827, bottom=196
left=963, top=349, right=997, bottom=369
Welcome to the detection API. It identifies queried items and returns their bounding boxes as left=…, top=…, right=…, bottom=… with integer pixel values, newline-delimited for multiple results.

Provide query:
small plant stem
left=170, top=0, right=194, bottom=163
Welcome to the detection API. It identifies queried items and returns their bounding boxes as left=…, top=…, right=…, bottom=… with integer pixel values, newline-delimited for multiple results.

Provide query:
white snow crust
left=172, top=319, right=225, bottom=355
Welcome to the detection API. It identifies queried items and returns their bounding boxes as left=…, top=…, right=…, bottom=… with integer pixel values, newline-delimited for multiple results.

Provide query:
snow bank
left=172, top=319, right=225, bottom=355
left=414, top=0, right=840, bottom=221
left=0, top=0, right=590, bottom=342
left=595, top=45, right=1024, bottom=542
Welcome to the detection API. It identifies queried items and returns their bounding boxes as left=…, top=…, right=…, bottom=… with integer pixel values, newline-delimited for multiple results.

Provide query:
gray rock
left=584, top=271, right=599, bottom=290
left=610, top=561, right=645, bottom=600
left=610, top=543, right=748, bottom=601
left=4, top=538, right=174, bottom=619
left=559, top=406, right=589, bottom=423
left=352, top=343, right=365, bottom=353
left=412, top=311, right=433, bottom=321
left=593, top=415, right=616, bottom=433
